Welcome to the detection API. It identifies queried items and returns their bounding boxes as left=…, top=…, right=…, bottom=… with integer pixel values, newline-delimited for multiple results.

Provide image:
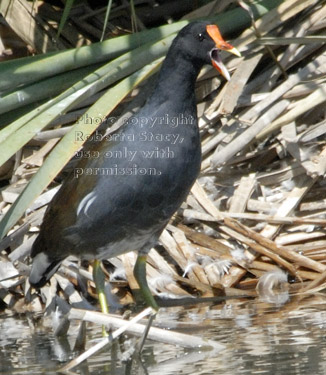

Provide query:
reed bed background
left=0, top=0, right=325, bottom=319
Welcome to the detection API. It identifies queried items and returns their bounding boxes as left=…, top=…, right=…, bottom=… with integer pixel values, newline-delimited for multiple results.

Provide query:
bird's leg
left=134, top=312, right=156, bottom=355
left=93, top=259, right=109, bottom=337
left=133, top=254, right=159, bottom=311
left=133, top=253, right=158, bottom=353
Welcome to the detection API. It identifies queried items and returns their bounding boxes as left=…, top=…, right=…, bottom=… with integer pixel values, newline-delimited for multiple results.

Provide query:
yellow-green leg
left=133, top=254, right=158, bottom=352
left=133, top=254, right=159, bottom=311
left=93, top=259, right=109, bottom=337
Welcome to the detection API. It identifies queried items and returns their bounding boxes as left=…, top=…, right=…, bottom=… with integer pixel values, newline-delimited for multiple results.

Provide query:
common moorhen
left=29, top=21, right=240, bottom=311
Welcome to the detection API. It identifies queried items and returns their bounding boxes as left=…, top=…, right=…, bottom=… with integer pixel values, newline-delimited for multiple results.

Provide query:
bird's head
left=175, top=21, right=241, bottom=80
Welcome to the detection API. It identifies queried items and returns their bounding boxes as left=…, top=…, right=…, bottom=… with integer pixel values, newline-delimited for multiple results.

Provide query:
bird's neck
left=146, top=53, right=202, bottom=117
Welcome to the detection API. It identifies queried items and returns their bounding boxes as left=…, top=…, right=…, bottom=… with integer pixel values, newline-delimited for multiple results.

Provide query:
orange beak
left=206, top=25, right=241, bottom=81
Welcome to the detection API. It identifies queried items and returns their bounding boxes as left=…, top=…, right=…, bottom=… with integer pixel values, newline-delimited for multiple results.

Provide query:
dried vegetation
left=0, top=0, right=326, bottom=320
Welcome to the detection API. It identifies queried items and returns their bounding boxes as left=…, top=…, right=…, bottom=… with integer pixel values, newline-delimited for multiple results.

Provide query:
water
left=1, top=294, right=326, bottom=375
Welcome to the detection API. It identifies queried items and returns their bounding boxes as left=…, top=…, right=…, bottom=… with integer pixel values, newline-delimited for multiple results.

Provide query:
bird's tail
left=29, top=237, right=63, bottom=288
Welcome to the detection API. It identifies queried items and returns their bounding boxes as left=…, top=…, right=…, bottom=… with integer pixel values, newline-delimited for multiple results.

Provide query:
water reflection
left=2, top=294, right=326, bottom=374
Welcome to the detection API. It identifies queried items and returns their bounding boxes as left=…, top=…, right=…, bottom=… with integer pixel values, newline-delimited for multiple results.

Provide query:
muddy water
left=1, top=294, right=326, bottom=375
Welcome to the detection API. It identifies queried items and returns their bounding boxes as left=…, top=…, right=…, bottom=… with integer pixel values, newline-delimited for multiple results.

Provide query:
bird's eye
left=197, top=33, right=205, bottom=41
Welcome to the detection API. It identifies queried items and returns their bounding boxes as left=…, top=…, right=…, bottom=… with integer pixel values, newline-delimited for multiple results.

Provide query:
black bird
left=29, top=21, right=240, bottom=311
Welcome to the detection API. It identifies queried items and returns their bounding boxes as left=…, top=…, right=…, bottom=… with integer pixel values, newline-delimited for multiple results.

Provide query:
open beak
left=206, top=24, right=241, bottom=81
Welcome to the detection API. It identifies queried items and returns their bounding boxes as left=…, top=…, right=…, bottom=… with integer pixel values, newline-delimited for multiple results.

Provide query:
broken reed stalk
left=68, top=308, right=224, bottom=350
left=224, top=218, right=326, bottom=274
left=59, top=307, right=225, bottom=371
